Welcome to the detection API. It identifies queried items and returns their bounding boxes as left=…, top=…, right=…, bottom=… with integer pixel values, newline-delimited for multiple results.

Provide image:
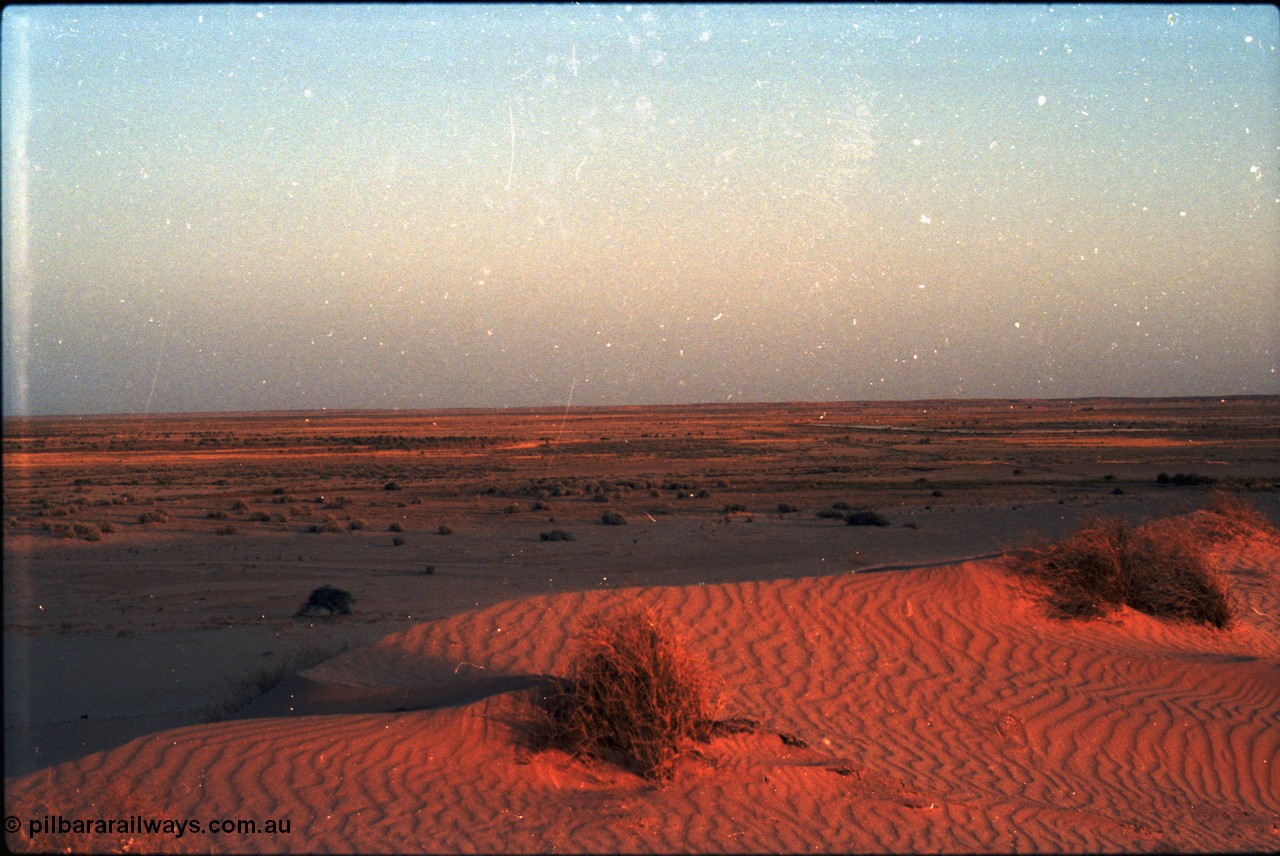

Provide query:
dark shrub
left=438, top=523, right=453, bottom=535
left=1165, top=473, right=1217, bottom=487
left=296, top=585, right=354, bottom=617
left=816, top=509, right=846, bottom=520
left=533, top=607, right=723, bottom=781
left=308, top=514, right=343, bottom=534
left=392, top=536, right=406, bottom=546
left=389, top=521, right=404, bottom=532
left=138, top=509, right=169, bottom=524
left=231, top=499, right=250, bottom=513
left=845, top=510, right=890, bottom=527
left=384, top=481, right=402, bottom=491
left=776, top=502, right=799, bottom=514
left=347, top=518, right=367, bottom=531
left=541, top=529, right=576, bottom=541
left=214, top=524, right=238, bottom=536
left=601, top=510, right=628, bottom=526
left=72, top=522, right=103, bottom=542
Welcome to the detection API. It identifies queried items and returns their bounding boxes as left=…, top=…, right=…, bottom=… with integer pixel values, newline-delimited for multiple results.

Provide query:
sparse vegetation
left=1200, top=491, right=1278, bottom=539
left=845, top=510, right=890, bottom=527
left=137, top=509, right=169, bottom=524
left=533, top=606, right=723, bottom=781
left=1012, top=515, right=1233, bottom=628
left=601, top=510, right=628, bottom=526
left=308, top=514, right=343, bottom=534
left=1157, top=472, right=1217, bottom=487
left=295, top=585, right=354, bottom=617
left=72, top=522, right=103, bottom=541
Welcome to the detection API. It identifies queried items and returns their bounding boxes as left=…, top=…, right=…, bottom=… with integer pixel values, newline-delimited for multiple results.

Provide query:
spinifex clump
left=534, top=606, right=723, bottom=781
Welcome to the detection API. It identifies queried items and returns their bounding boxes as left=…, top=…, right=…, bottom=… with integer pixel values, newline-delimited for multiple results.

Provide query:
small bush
left=384, top=481, right=402, bottom=491
left=601, top=510, right=628, bottom=526
left=438, top=523, right=453, bottom=535
left=1200, top=491, right=1279, bottom=540
left=389, top=521, right=404, bottom=532
left=138, top=509, right=169, bottom=524
left=214, top=524, right=238, bottom=536
left=248, top=511, right=272, bottom=522
left=776, top=502, right=799, bottom=514
left=309, top=514, right=343, bottom=534
left=45, top=521, right=73, bottom=538
left=1159, top=472, right=1217, bottom=487
left=72, top=522, right=102, bottom=541
left=231, top=499, right=250, bottom=513
left=207, top=510, right=229, bottom=519
left=541, top=529, right=576, bottom=542
left=296, top=585, right=354, bottom=617
left=533, top=606, right=723, bottom=781
left=392, top=536, right=406, bottom=546
left=845, top=510, right=890, bottom=527
left=1013, top=515, right=1232, bottom=627
left=816, top=509, right=846, bottom=520
left=347, top=518, right=367, bottom=531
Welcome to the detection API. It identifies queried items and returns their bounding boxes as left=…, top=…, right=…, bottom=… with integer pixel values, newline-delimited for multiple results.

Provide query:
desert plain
left=3, top=396, right=1279, bottom=853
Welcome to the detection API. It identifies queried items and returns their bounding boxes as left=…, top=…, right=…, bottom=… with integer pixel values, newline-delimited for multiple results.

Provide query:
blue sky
left=3, top=4, right=1277, bottom=415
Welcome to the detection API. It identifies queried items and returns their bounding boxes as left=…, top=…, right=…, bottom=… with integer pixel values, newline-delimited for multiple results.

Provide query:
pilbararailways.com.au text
left=12, top=813, right=291, bottom=839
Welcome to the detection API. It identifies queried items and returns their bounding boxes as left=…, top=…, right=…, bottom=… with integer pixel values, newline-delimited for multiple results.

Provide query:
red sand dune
left=6, top=520, right=1278, bottom=853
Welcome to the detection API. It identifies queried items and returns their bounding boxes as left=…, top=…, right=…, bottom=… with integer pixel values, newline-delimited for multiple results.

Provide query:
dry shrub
left=1197, top=491, right=1279, bottom=542
left=1014, top=515, right=1232, bottom=628
left=534, top=606, right=723, bottom=781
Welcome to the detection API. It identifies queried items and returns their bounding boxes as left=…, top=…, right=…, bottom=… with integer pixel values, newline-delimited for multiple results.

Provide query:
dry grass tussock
left=533, top=606, right=724, bottom=781
left=1191, top=490, right=1280, bottom=543
left=1014, top=511, right=1238, bottom=628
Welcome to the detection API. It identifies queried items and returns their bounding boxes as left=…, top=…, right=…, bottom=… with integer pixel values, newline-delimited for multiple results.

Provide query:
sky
left=2, top=3, right=1277, bottom=416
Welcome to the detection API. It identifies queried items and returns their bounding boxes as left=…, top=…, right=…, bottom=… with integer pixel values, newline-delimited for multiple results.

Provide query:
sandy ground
left=4, top=397, right=1278, bottom=852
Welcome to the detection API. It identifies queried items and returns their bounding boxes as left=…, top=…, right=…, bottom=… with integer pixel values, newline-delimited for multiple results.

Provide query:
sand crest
left=6, top=527, right=1278, bottom=853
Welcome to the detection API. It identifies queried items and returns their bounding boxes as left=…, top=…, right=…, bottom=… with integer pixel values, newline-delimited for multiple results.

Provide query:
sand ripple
left=6, top=537, right=1278, bottom=853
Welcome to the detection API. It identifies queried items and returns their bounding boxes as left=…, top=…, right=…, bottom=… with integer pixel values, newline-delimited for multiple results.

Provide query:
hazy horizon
left=4, top=4, right=1278, bottom=416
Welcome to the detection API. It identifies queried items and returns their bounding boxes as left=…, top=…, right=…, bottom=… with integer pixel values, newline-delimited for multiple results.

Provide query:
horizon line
left=5, top=393, right=1277, bottom=422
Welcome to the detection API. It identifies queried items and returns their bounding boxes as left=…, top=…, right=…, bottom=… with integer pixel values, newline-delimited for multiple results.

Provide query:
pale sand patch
left=6, top=530, right=1277, bottom=853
